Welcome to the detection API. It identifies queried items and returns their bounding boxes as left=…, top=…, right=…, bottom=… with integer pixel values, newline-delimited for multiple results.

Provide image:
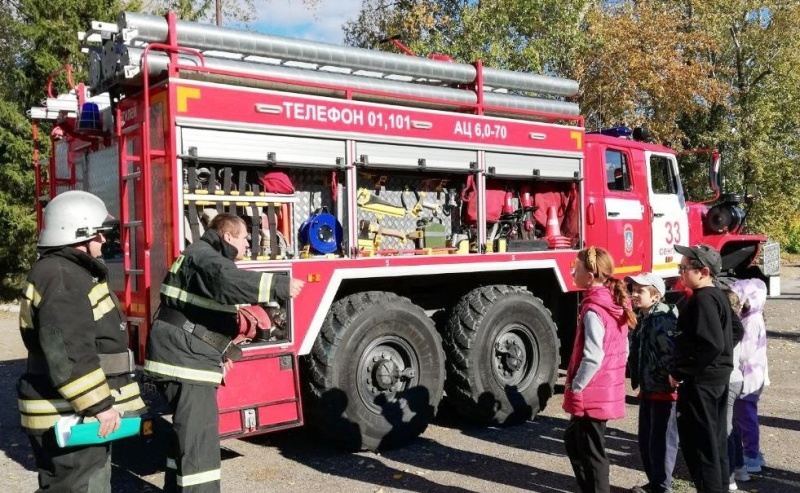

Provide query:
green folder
left=55, top=416, right=142, bottom=448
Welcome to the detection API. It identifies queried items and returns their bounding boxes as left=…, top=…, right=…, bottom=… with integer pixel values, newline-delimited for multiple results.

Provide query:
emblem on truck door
left=624, top=224, right=634, bottom=256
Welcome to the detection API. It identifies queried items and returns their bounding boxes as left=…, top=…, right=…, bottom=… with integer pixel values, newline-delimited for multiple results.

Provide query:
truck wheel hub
left=495, top=335, right=526, bottom=375
left=372, top=359, right=400, bottom=390
left=493, top=325, right=538, bottom=386
left=358, top=335, right=420, bottom=412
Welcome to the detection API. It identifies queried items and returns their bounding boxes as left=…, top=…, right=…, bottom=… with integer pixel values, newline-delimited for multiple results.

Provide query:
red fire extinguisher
left=519, top=185, right=534, bottom=239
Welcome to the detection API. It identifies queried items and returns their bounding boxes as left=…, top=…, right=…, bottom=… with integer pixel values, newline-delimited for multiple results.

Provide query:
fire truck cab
left=29, top=12, right=780, bottom=451
left=582, top=130, right=688, bottom=272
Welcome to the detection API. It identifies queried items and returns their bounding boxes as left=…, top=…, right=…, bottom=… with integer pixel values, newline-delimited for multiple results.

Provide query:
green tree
left=343, top=0, right=800, bottom=243
left=344, top=0, right=592, bottom=76
left=0, top=101, right=36, bottom=299
left=0, top=0, right=322, bottom=300
left=677, top=2, right=800, bottom=242
left=147, top=0, right=321, bottom=25
left=344, top=1, right=725, bottom=141
left=0, top=0, right=142, bottom=299
left=576, top=2, right=728, bottom=141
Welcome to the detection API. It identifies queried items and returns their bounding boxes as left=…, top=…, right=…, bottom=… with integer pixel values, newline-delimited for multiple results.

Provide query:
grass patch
left=781, top=252, right=800, bottom=267
left=670, top=478, right=694, bottom=492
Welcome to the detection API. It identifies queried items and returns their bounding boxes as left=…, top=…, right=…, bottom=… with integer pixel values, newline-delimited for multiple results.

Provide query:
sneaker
left=734, top=466, right=751, bottom=482
left=729, top=479, right=738, bottom=491
left=745, top=455, right=762, bottom=473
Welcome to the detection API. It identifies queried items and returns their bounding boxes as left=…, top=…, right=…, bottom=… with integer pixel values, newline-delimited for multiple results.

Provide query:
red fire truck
left=29, top=12, right=780, bottom=451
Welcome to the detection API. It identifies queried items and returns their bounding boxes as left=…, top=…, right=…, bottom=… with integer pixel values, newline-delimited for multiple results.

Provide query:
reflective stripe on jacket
left=17, top=247, right=146, bottom=434
left=144, top=229, right=288, bottom=386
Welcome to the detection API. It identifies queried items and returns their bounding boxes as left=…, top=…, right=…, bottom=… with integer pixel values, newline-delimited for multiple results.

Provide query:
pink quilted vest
left=562, top=285, right=628, bottom=420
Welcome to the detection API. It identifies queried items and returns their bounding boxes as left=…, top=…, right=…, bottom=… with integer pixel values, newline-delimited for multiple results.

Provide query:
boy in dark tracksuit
left=669, top=245, right=733, bottom=493
left=627, top=273, right=679, bottom=493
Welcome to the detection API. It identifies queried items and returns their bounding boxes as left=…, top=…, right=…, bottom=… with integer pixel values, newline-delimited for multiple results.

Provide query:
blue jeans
left=727, top=381, right=744, bottom=470
left=638, top=399, right=679, bottom=493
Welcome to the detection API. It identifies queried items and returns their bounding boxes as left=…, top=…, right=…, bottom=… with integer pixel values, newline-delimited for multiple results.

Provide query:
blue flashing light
left=600, top=126, right=633, bottom=138
left=77, top=102, right=102, bottom=132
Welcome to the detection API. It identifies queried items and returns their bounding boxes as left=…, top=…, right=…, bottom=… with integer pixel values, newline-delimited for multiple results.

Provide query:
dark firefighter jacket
left=17, top=247, right=146, bottom=435
left=143, top=229, right=289, bottom=386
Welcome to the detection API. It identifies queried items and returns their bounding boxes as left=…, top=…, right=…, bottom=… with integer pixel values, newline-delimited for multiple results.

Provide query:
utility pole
left=216, top=0, right=222, bottom=26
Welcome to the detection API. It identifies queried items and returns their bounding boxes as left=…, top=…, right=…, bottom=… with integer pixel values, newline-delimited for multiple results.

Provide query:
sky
left=253, top=0, right=364, bottom=44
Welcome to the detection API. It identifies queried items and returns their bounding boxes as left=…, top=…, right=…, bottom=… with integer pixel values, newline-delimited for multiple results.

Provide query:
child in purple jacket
left=731, top=278, right=770, bottom=473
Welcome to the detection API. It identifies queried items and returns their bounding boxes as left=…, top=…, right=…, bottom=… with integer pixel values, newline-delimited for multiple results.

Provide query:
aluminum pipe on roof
left=115, top=46, right=580, bottom=117
left=118, top=11, right=579, bottom=97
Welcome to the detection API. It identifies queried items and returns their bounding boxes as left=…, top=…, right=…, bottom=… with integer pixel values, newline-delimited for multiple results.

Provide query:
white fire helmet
left=38, top=191, right=116, bottom=248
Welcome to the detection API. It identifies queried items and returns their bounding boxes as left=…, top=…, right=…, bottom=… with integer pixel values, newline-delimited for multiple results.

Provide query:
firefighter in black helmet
left=18, top=190, right=147, bottom=492
left=144, top=213, right=303, bottom=493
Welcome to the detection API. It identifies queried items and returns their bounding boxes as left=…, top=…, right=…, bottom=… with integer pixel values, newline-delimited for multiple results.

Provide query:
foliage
left=342, top=0, right=800, bottom=244
left=785, top=211, right=800, bottom=254
left=344, top=0, right=592, bottom=75
left=0, top=99, right=36, bottom=299
left=578, top=2, right=729, bottom=140
left=0, top=0, right=319, bottom=300
left=148, top=0, right=256, bottom=23
left=786, top=225, right=800, bottom=254
left=147, top=0, right=320, bottom=25
left=0, top=0, right=143, bottom=300
left=676, top=2, right=800, bottom=242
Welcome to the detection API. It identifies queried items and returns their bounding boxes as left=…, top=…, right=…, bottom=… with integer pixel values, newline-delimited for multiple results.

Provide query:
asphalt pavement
left=1, top=267, right=799, bottom=492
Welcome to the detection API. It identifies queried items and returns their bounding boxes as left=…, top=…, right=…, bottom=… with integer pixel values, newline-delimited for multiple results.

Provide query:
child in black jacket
left=627, top=273, right=679, bottom=493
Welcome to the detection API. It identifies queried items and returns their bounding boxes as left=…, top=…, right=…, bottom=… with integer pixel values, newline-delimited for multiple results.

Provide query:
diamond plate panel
left=180, top=165, right=343, bottom=259
left=84, top=145, right=123, bottom=292
left=291, top=168, right=338, bottom=255
left=355, top=172, right=461, bottom=251
left=87, top=146, right=121, bottom=218
left=54, top=141, right=70, bottom=182
left=75, top=153, right=88, bottom=191
left=759, top=240, right=781, bottom=276
left=150, top=157, right=170, bottom=312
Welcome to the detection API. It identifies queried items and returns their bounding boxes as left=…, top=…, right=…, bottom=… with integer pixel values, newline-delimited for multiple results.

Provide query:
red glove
left=237, top=305, right=272, bottom=339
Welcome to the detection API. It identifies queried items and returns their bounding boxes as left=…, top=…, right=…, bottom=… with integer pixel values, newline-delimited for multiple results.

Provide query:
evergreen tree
left=0, top=0, right=317, bottom=299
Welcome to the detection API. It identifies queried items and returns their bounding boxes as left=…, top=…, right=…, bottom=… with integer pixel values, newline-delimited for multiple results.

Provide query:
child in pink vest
left=564, top=246, right=636, bottom=493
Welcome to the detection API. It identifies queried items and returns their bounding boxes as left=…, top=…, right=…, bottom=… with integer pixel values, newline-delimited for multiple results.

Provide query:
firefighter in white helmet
left=17, top=190, right=146, bottom=492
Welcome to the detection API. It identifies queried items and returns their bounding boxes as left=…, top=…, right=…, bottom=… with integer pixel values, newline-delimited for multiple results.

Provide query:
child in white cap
left=626, top=272, right=679, bottom=493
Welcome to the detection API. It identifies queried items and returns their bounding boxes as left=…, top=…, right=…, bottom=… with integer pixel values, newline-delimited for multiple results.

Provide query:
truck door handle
left=607, top=212, right=620, bottom=217
left=653, top=212, right=665, bottom=218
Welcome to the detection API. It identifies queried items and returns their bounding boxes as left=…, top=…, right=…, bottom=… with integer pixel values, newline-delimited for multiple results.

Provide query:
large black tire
left=443, top=285, right=559, bottom=424
left=301, top=292, right=445, bottom=451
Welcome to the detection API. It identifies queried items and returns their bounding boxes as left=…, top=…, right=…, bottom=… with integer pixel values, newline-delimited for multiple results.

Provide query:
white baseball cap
left=625, top=272, right=666, bottom=297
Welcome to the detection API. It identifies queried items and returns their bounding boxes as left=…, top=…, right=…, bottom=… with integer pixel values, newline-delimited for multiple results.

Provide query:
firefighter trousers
left=28, top=429, right=111, bottom=493
left=159, top=381, right=221, bottom=493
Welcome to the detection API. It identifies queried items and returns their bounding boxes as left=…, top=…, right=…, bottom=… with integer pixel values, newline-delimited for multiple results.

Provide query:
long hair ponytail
left=578, top=246, right=637, bottom=329
left=604, top=277, right=637, bottom=329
